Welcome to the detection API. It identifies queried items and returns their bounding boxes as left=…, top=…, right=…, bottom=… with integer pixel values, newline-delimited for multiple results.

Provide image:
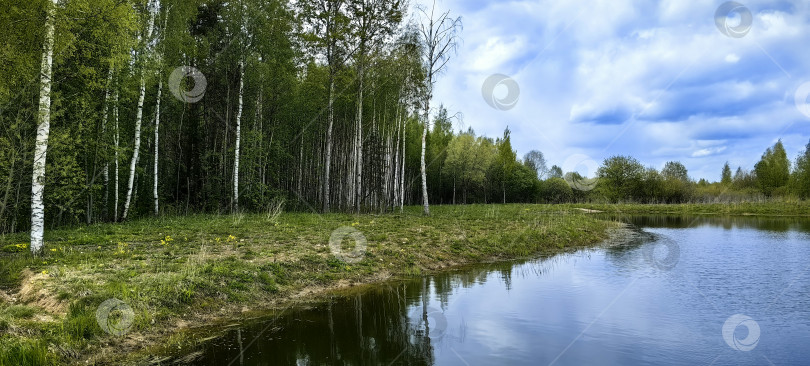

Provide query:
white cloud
left=422, top=0, right=810, bottom=180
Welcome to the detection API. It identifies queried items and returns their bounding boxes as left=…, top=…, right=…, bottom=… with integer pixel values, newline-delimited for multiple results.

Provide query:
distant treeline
left=422, top=130, right=810, bottom=205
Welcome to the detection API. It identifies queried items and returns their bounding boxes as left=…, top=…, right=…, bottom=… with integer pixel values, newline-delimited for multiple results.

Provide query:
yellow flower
left=50, top=248, right=57, bottom=252
left=41, top=270, right=48, bottom=275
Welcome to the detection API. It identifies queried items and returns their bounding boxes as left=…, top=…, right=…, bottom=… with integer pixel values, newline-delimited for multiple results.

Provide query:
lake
left=177, top=216, right=810, bottom=365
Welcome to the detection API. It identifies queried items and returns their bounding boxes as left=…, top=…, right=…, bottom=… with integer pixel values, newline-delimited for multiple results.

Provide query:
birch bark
left=30, top=0, right=59, bottom=254
left=232, top=60, right=244, bottom=212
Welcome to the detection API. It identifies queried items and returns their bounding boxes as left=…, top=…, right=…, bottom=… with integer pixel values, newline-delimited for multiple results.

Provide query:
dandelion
left=228, top=235, right=237, bottom=242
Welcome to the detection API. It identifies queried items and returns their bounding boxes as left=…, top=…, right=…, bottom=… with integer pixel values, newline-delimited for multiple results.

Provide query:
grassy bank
left=0, top=205, right=617, bottom=365
left=573, top=202, right=810, bottom=217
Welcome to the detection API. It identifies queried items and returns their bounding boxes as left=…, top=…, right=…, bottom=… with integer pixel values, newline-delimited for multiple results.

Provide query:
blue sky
left=420, top=0, right=810, bottom=181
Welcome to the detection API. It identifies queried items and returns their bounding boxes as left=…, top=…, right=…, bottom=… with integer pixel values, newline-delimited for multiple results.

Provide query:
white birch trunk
left=102, top=67, right=113, bottom=218
left=114, top=89, right=120, bottom=221
left=30, top=0, right=58, bottom=254
left=420, top=100, right=430, bottom=216
left=323, top=77, right=335, bottom=213
left=399, top=111, right=406, bottom=212
left=122, top=76, right=147, bottom=220
left=232, top=60, right=244, bottom=213
left=122, top=4, right=156, bottom=220
left=153, top=78, right=162, bottom=216
left=355, top=72, right=364, bottom=213
left=392, top=107, right=401, bottom=209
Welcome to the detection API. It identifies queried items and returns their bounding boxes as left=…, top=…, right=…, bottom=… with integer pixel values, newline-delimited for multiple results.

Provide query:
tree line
left=2, top=0, right=808, bottom=254
left=1, top=0, right=468, bottom=253
left=420, top=130, right=810, bottom=205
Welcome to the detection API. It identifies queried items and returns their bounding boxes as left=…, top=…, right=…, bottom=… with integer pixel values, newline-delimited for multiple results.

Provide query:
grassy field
left=573, top=202, right=810, bottom=216
left=0, top=204, right=618, bottom=365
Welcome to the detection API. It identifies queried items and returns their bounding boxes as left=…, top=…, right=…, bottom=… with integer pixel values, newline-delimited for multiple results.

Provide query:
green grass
left=573, top=202, right=810, bottom=216
left=0, top=204, right=618, bottom=365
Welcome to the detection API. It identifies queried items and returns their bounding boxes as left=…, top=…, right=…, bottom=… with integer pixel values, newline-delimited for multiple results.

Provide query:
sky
left=417, top=0, right=810, bottom=181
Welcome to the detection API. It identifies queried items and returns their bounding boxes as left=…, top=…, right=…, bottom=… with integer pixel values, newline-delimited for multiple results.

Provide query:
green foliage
left=596, top=156, right=645, bottom=203
left=443, top=129, right=494, bottom=203
left=542, top=177, right=573, bottom=203
left=548, top=165, right=563, bottom=179
left=754, top=140, right=791, bottom=197
left=791, top=140, right=810, bottom=199
left=721, top=162, right=733, bottom=186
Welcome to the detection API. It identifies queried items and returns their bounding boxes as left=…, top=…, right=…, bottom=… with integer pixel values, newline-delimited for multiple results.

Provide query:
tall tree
left=152, top=5, right=169, bottom=216
left=597, top=155, right=645, bottom=203
left=754, top=140, right=790, bottom=196
left=661, top=161, right=689, bottom=182
left=416, top=0, right=461, bottom=215
left=30, top=0, right=60, bottom=254
left=300, top=0, right=355, bottom=212
left=548, top=165, right=563, bottom=179
left=347, top=0, right=403, bottom=212
left=524, top=150, right=548, bottom=180
left=233, top=58, right=245, bottom=212
left=122, top=0, right=158, bottom=220
left=493, top=127, right=517, bottom=203
left=721, top=162, right=732, bottom=186
left=792, top=140, right=810, bottom=199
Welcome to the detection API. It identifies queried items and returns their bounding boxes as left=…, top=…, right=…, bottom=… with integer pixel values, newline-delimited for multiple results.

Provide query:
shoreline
left=145, top=222, right=642, bottom=365
left=3, top=202, right=804, bottom=365
left=0, top=205, right=615, bottom=365
left=572, top=202, right=810, bottom=217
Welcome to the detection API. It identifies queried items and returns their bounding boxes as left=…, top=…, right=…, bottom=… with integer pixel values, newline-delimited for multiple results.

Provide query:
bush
left=542, top=178, right=573, bottom=203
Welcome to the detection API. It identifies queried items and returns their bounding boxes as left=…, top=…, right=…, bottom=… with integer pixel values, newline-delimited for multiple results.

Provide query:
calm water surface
left=181, top=216, right=810, bottom=365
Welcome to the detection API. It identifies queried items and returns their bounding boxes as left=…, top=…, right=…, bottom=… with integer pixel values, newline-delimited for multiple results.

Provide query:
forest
left=2, top=0, right=810, bottom=251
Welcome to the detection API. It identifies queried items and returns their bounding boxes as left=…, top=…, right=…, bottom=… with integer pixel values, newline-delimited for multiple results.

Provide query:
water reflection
left=597, top=213, right=810, bottom=232
left=185, top=258, right=563, bottom=366
left=178, top=216, right=810, bottom=365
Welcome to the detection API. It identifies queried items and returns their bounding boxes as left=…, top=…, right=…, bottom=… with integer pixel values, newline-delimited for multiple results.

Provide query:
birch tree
left=416, top=0, right=461, bottom=216
left=113, top=88, right=120, bottom=221
left=348, top=0, right=403, bottom=212
left=30, top=0, right=60, bottom=254
left=233, top=59, right=245, bottom=212
left=122, top=0, right=158, bottom=220
left=153, top=6, right=169, bottom=216
left=102, top=67, right=113, bottom=219
left=300, top=0, right=355, bottom=213
left=153, top=78, right=162, bottom=215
